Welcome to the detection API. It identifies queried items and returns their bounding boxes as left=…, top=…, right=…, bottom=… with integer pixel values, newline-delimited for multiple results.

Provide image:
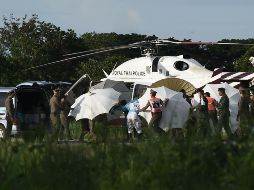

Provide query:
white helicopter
left=104, top=40, right=254, bottom=89
left=27, top=39, right=254, bottom=97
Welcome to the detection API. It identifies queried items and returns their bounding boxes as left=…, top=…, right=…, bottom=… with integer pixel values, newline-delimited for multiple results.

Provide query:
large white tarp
left=138, top=86, right=190, bottom=131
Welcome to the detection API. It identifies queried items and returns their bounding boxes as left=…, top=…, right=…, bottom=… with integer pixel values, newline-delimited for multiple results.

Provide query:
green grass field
left=1, top=122, right=254, bottom=190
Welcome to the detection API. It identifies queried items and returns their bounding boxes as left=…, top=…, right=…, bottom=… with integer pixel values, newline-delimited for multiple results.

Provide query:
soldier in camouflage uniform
left=237, top=90, right=250, bottom=134
left=216, top=88, right=231, bottom=138
left=194, top=89, right=209, bottom=138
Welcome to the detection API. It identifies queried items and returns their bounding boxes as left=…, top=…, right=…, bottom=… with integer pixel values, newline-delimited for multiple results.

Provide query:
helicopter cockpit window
left=174, top=61, right=189, bottom=71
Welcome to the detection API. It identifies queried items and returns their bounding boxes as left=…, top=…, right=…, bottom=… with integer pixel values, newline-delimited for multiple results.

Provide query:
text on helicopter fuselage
left=112, top=71, right=146, bottom=76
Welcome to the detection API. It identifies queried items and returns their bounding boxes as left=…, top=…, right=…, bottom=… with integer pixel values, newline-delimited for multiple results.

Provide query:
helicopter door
left=64, top=74, right=91, bottom=105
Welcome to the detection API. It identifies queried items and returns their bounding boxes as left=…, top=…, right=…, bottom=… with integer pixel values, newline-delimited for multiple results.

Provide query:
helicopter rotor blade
left=25, top=43, right=141, bottom=71
left=62, top=42, right=141, bottom=57
left=25, top=39, right=254, bottom=71
left=62, top=41, right=149, bottom=57
left=154, top=39, right=254, bottom=46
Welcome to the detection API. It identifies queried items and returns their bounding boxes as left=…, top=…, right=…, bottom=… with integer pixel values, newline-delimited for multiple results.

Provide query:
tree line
left=0, top=15, right=254, bottom=86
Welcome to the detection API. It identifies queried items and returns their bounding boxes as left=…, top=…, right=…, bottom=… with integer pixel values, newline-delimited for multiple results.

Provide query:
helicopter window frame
left=166, top=71, right=170, bottom=76
left=152, top=57, right=161, bottom=72
left=159, top=69, right=162, bottom=74
left=173, top=61, right=189, bottom=71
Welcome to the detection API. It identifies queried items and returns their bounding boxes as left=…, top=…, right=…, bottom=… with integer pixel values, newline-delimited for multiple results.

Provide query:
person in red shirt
left=204, top=92, right=218, bottom=132
left=140, top=89, right=168, bottom=133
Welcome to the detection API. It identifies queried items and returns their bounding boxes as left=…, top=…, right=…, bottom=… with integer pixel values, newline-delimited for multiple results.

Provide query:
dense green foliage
left=1, top=122, right=254, bottom=190
left=0, top=15, right=254, bottom=86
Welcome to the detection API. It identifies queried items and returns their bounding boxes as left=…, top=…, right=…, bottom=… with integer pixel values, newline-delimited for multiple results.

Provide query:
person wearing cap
left=140, top=89, right=168, bottom=133
left=204, top=92, right=218, bottom=134
left=217, top=87, right=231, bottom=138
left=49, top=88, right=62, bottom=140
left=237, top=89, right=250, bottom=133
left=5, top=90, right=15, bottom=137
left=194, top=89, right=209, bottom=138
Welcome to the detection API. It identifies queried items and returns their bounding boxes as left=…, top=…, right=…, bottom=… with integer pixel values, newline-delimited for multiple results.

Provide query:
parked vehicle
left=0, top=81, right=75, bottom=139
left=0, top=87, right=15, bottom=138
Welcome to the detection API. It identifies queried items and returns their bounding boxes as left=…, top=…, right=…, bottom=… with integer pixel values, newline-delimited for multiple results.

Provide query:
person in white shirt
left=126, top=99, right=142, bottom=141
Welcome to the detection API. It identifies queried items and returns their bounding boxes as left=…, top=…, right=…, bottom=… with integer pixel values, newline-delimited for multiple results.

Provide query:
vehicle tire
left=0, top=124, right=6, bottom=139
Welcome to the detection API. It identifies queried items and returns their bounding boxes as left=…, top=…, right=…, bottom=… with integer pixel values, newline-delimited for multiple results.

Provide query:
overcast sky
left=0, top=0, right=253, bottom=41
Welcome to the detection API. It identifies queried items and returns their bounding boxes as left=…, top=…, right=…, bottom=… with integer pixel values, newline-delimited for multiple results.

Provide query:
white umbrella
left=69, top=88, right=121, bottom=120
left=203, top=83, right=240, bottom=133
left=138, top=86, right=191, bottom=131
left=91, top=79, right=132, bottom=101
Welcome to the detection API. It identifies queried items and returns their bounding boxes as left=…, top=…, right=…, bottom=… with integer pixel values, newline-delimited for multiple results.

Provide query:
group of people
left=111, top=86, right=254, bottom=141
left=4, top=85, right=254, bottom=141
left=110, top=89, right=168, bottom=141
left=187, top=87, right=254, bottom=138
left=49, top=88, right=72, bottom=140
left=189, top=88, right=231, bottom=138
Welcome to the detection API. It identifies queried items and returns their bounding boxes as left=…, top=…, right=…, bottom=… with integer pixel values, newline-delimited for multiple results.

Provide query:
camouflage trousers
left=217, top=115, right=231, bottom=138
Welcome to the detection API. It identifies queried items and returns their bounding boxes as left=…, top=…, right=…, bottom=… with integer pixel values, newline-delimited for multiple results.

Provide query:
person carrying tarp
left=139, top=89, right=168, bottom=134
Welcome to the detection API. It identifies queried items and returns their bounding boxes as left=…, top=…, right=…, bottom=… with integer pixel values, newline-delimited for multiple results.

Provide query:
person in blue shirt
left=125, top=99, right=142, bottom=141
left=110, top=99, right=142, bottom=141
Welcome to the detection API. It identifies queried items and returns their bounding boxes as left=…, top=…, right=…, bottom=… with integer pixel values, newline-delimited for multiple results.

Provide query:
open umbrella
left=138, top=86, right=190, bottom=131
left=91, top=79, right=131, bottom=101
left=69, top=88, right=120, bottom=120
left=203, top=83, right=240, bottom=133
